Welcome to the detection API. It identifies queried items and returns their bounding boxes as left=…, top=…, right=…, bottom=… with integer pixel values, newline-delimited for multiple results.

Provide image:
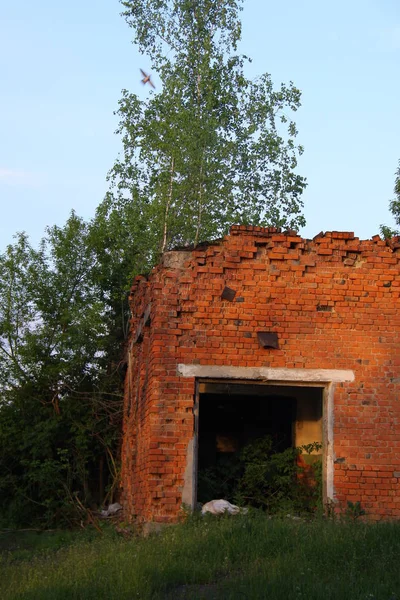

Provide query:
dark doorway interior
left=196, top=383, right=323, bottom=504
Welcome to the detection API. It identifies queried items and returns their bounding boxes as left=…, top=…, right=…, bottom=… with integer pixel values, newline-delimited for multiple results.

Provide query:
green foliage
left=380, top=159, right=400, bottom=238
left=197, top=453, right=242, bottom=503
left=0, top=214, right=124, bottom=527
left=102, top=0, right=306, bottom=273
left=198, top=436, right=322, bottom=515
left=345, top=501, right=366, bottom=521
left=0, top=1, right=308, bottom=528
left=2, top=517, right=400, bottom=599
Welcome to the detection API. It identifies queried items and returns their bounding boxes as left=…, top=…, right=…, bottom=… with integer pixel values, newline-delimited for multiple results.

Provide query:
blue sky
left=1, top=0, right=399, bottom=250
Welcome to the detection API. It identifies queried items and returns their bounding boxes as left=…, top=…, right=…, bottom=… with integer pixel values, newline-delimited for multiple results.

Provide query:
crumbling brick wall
left=121, top=226, right=400, bottom=523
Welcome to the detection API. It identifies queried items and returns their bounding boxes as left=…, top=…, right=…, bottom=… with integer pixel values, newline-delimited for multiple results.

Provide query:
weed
left=345, top=501, right=366, bottom=521
left=2, top=516, right=400, bottom=599
left=198, top=435, right=322, bottom=515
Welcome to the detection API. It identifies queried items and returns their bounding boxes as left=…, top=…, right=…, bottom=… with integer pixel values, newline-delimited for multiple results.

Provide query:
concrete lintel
left=177, top=364, right=354, bottom=383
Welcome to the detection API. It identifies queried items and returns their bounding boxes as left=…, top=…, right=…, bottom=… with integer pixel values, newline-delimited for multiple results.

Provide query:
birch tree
left=100, top=0, right=306, bottom=266
left=381, top=160, right=400, bottom=238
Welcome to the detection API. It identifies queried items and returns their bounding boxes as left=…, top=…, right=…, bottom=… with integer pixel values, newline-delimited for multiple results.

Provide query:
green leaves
left=198, top=435, right=322, bottom=514
left=0, top=215, right=124, bottom=526
left=0, top=214, right=106, bottom=399
left=0, top=1, right=309, bottom=526
left=107, top=0, right=306, bottom=267
left=121, top=0, right=243, bottom=64
left=380, top=159, right=400, bottom=238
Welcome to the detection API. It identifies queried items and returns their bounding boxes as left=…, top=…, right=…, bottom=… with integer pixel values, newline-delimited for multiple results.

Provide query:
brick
left=121, top=228, right=400, bottom=524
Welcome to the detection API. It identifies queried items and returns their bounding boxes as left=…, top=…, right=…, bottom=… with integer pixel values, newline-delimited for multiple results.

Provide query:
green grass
left=1, top=514, right=400, bottom=599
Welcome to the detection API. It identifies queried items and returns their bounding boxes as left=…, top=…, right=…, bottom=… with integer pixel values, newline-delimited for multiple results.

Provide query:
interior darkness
left=198, top=393, right=295, bottom=471
left=197, top=385, right=323, bottom=503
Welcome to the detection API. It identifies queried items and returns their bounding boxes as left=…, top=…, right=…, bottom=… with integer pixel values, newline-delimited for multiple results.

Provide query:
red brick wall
left=121, top=226, right=400, bottom=522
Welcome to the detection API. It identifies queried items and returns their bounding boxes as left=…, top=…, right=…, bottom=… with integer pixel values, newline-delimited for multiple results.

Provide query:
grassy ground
left=1, top=513, right=400, bottom=599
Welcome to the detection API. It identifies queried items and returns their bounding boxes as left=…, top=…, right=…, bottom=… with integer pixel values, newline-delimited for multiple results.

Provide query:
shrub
left=198, top=435, right=322, bottom=515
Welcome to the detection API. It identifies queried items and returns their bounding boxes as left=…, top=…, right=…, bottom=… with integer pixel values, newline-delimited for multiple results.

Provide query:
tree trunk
left=161, top=156, right=175, bottom=253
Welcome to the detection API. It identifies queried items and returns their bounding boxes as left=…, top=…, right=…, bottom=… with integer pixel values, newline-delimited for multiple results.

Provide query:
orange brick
left=121, top=228, right=400, bottom=524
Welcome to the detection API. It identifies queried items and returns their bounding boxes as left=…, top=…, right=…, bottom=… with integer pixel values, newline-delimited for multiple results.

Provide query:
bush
left=198, top=435, right=322, bottom=515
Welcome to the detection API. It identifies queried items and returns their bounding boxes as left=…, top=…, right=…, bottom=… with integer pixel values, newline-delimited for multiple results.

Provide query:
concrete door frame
left=177, top=365, right=355, bottom=511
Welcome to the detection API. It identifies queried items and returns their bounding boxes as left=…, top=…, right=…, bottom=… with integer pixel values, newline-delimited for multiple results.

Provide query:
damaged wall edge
left=121, top=226, right=400, bottom=523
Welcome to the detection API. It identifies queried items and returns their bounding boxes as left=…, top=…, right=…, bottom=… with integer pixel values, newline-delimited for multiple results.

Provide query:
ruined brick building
left=121, top=226, right=400, bottom=524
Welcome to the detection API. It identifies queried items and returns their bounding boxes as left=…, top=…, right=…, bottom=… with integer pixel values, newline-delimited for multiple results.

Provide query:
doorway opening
left=196, top=381, right=324, bottom=512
